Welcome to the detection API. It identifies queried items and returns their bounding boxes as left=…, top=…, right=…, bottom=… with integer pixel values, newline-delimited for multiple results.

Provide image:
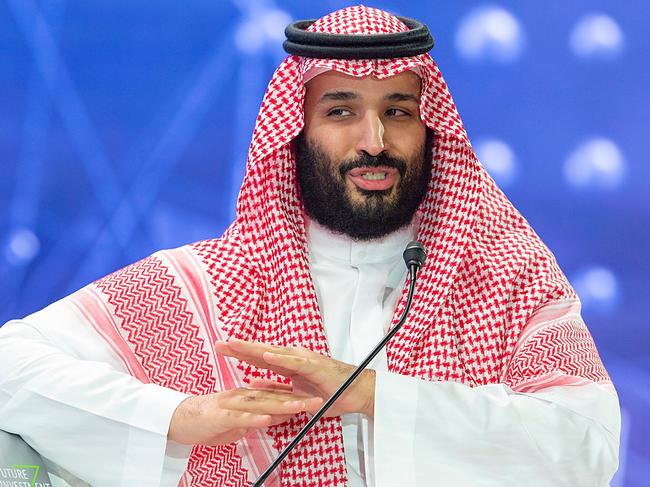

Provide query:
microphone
left=252, top=241, right=427, bottom=486
left=403, top=240, right=427, bottom=270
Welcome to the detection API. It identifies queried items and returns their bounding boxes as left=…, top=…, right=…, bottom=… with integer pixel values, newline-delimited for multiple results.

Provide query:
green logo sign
left=10, top=464, right=40, bottom=487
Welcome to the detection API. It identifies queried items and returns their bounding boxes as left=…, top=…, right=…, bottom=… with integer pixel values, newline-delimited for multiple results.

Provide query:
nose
left=355, top=113, right=385, bottom=157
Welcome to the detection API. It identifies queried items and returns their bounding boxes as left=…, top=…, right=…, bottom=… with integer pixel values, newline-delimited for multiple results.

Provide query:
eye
left=385, top=107, right=411, bottom=117
left=327, top=107, right=353, bottom=117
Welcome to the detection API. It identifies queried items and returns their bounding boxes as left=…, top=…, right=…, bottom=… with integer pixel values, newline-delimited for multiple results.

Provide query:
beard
left=294, top=129, right=433, bottom=240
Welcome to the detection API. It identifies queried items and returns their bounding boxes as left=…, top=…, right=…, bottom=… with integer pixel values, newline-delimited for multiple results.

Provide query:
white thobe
left=0, top=225, right=620, bottom=486
left=306, top=220, right=412, bottom=487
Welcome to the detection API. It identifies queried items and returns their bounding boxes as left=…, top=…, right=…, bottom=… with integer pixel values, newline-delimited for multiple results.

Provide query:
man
left=0, top=6, right=619, bottom=487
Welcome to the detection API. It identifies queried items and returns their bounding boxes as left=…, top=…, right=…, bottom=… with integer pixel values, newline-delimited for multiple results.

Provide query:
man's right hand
left=167, top=387, right=322, bottom=446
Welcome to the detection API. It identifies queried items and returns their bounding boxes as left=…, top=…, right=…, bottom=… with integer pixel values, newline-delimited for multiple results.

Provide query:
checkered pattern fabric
left=85, top=5, right=610, bottom=486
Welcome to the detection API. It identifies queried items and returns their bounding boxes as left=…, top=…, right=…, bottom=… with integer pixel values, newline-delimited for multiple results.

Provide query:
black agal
left=283, top=17, right=434, bottom=60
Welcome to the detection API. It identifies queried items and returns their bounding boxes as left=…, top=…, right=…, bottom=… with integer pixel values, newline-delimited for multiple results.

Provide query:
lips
left=346, top=166, right=399, bottom=191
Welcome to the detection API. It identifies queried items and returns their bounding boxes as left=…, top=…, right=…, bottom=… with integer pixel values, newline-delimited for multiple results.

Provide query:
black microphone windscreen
left=403, top=241, right=427, bottom=269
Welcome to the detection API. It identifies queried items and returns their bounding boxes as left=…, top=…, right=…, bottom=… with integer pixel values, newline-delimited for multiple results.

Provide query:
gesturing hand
left=168, top=388, right=322, bottom=446
left=214, top=339, right=376, bottom=419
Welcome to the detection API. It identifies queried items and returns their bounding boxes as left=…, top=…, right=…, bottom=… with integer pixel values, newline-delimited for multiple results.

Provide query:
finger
left=229, top=339, right=294, bottom=355
left=304, top=397, right=325, bottom=414
left=219, top=410, right=273, bottom=430
left=267, top=400, right=323, bottom=425
left=215, top=341, right=278, bottom=371
left=266, top=402, right=320, bottom=425
left=248, top=379, right=293, bottom=392
left=217, top=340, right=282, bottom=359
left=262, top=352, right=320, bottom=378
left=227, top=339, right=315, bottom=362
left=236, top=353, right=298, bottom=378
left=216, top=341, right=313, bottom=378
left=221, top=389, right=315, bottom=415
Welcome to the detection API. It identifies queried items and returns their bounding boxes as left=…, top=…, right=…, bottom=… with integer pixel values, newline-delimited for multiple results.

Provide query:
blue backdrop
left=1, top=1, right=648, bottom=484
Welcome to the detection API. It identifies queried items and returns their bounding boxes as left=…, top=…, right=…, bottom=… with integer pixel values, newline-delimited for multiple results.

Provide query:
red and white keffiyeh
left=69, top=6, right=611, bottom=486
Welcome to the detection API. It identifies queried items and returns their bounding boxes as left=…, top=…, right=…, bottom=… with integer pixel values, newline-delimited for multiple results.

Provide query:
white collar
left=306, top=218, right=417, bottom=267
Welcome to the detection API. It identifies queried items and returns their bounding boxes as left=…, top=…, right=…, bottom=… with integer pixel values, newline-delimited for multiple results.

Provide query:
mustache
left=338, top=152, right=407, bottom=178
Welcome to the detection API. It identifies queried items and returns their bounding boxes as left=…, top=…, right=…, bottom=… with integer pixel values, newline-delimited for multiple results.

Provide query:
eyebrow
left=318, top=91, right=419, bottom=104
left=385, top=92, right=419, bottom=103
left=319, top=91, right=358, bottom=102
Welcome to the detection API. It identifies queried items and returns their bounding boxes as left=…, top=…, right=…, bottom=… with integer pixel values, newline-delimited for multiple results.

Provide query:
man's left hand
left=214, top=339, right=376, bottom=419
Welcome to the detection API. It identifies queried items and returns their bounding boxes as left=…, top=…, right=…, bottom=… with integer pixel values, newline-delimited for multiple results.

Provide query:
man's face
left=296, top=70, right=431, bottom=240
